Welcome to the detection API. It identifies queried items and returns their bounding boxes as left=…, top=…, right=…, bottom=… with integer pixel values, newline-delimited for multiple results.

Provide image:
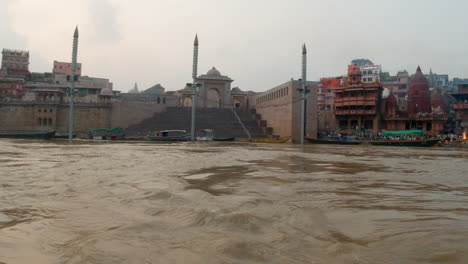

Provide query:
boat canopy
left=383, top=130, right=424, bottom=137
left=89, top=127, right=123, bottom=133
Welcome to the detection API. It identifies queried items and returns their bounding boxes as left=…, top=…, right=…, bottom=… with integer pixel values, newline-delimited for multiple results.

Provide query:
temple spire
left=74, top=26, right=79, bottom=38
left=194, top=34, right=199, bottom=47
left=302, top=43, right=307, bottom=55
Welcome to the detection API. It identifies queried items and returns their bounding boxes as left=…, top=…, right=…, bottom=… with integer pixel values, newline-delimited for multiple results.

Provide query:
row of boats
left=0, top=129, right=466, bottom=148
left=304, top=137, right=443, bottom=147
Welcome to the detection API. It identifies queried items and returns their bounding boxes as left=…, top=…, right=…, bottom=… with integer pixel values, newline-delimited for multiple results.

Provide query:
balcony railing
left=335, top=98, right=377, bottom=107
left=335, top=109, right=376, bottom=115
left=453, top=103, right=468, bottom=110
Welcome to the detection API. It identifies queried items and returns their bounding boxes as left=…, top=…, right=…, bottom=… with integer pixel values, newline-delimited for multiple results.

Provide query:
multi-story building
left=334, top=64, right=383, bottom=134
left=452, top=78, right=468, bottom=94
left=427, top=69, right=449, bottom=88
left=361, top=64, right=382, bottom=83
left=381, top=70, right=409, bottom=111
left=0, top=79, right=25, bottom=100
left=317, top=77, right=342, bottom=133
left=452, top=84, right=468, bottom=133
left=318, top=77, right=342, bottom=110
left=0, top=49, right=30, bottom=79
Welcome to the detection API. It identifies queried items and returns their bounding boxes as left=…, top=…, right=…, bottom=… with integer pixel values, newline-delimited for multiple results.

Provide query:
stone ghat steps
left=126, top=107, right=269, bottom=138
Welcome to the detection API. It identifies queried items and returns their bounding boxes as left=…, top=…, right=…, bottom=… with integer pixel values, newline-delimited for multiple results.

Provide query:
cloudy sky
left=1, top=0, right=468, bottom=92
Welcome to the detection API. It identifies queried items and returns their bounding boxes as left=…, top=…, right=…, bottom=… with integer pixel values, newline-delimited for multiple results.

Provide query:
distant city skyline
left=1, top=0, right=468, bottom=92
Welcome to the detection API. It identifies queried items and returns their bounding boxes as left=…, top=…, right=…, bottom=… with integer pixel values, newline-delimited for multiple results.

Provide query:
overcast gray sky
left=1, top=0, right=468, bottom=92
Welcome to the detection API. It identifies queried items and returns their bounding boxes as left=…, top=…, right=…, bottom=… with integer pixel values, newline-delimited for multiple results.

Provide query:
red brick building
left=381, top=67, right=447, bottom=134
left=334, top=64, right=383, bottom=134
left=407, top=66, right=431, bottom=114
left=332, top=65, right=447, bottom=135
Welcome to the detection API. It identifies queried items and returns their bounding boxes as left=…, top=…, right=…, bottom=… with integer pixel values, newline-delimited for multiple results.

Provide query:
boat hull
left=370, top=139, right=439, bottom=147
left=148, top=134, right=191, bottom=142
left=438, top=142, right=468, bottom=148
left=305, top=138, right=362, bottom=145
left=196, top=136, right=214, bottom=141
left=239, top=137, right=290, bottom=143
left=213, top=137, right=236, bottom=142
left=0, top=131, right=56, bottom=139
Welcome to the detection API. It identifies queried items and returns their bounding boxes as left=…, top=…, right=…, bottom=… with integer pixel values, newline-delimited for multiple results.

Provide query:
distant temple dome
left=206, top=67, right=221, bottom=76
left=100, top=88, right=113, bottom=96
left=197, top=66, right=233, bottom=82
left=407, top=66, right=431, bottom=114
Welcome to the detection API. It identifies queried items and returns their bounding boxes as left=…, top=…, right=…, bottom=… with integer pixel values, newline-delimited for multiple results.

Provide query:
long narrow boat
left=0, top=131, right=56, bottom=139
left=213, top=137, right=236, bottom=142
left=305, top=137, right=362, bottom=145
left=148, top=130, right=191, bottom=142
left=239, top=136, right=291, bottom=143
left=369, top=139, right=439, bottom=147
left=438, top=142, right=468, bottom=148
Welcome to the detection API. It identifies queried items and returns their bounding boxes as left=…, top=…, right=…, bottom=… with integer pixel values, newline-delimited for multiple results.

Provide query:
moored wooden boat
left=369, top=139, right=439, bottom=147
left=0, top=131, right=56, bottom=139
left=148, top=130, right=191, bottom=142
left=438, top=142, right=468, bottom=148
left=124, top=136, right=149, bottom=141
left=213, top=137, right=236, bottom=142
left=53, top=134, right=76, bottom=139
left=239, top=136, right=291, bottom=143
left=196, top=129, right=214, bottom=141
left=305, top=137, right=362, bottom=145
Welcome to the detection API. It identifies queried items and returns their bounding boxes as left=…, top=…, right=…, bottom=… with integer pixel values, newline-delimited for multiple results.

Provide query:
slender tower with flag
left=191, top=35, right=199, bottom=141
left=300, top=43, right=307, bottom=145
left=69, top=26, right=79, bottom=141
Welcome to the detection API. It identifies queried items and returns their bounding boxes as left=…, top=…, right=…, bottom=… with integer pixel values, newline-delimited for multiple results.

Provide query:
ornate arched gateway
left=206, top=88, right=222, bottom=108
left=197, top=67, right=233, bottom=108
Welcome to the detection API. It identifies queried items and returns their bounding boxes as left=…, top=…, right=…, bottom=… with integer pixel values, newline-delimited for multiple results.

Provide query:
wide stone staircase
left=125, top=107, right=271, bottom=138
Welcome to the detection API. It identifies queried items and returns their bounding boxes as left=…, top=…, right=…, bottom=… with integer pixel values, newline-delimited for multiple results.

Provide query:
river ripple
left=0, top=139, right=467, bottom=264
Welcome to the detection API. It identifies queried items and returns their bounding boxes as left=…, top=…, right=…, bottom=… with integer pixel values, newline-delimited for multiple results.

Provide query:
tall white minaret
left=191, top=34, right=199, bottom=141
left=300, top=43, right=307, bottom=144
left=69, top=26, right=79, bottom=141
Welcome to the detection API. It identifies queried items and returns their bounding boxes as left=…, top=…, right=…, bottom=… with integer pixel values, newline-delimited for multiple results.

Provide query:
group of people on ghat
left=319, top=130, right=467, bottom=144
left=438, top=132, right=467, bottom=145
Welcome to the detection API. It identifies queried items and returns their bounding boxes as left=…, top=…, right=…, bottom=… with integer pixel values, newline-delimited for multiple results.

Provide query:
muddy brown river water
left=0, top=139, right=467, bottom=264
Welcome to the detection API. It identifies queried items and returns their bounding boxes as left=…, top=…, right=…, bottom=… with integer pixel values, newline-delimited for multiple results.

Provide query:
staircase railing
left=231, top=108, right=252, bottom=139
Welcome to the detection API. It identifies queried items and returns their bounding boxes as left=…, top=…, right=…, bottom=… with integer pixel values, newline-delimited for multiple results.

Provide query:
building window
left=38, top=118, right=42, bottom=126
left=426, top=122, right=432, bottom=131
left=38, top=109, right=41, bottom=112
left=157, top=97, right=161, bottom=104
left=339, top=120, right=348, bottom=129
left=48, top=119, right=53, bottom=126
left=50, top=109, right=53, bottom=113
left=163, top=97, right=166, bottom=104
left=42, top=119, right=48, bottom=126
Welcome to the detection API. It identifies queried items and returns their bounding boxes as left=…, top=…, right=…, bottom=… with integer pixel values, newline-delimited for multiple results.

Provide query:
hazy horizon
left=1, top=0, right=467, bottom=92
